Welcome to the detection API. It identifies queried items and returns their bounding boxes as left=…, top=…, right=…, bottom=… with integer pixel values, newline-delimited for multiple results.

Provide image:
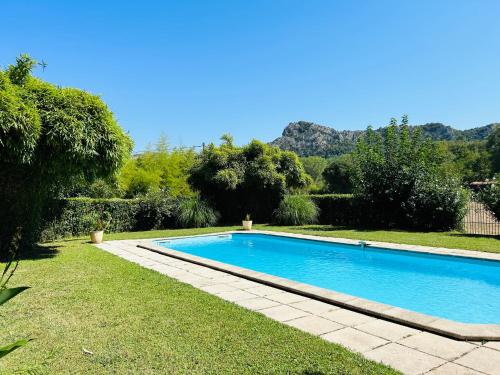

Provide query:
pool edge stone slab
left=135, top=230, right=500, bottom=341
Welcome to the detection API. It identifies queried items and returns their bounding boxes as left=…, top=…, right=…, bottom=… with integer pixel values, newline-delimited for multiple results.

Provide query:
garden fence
left=463, top=200, right=500, bottom=236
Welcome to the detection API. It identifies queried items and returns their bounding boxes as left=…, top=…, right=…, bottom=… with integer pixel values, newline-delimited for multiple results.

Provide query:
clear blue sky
left=2, top=0, right=500, bottom=151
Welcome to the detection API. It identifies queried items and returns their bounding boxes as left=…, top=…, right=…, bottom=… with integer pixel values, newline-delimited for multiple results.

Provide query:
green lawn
left=0, top=227, right=398, bottom=374
left=258, top=225, right=500, bottom=254
left=1, top=225, right=497, bottom=373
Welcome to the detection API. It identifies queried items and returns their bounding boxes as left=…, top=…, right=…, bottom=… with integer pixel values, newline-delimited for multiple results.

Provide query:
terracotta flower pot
left=242, top=220, right=253, bottom=230
left=90, top=230, right=104, bottom=244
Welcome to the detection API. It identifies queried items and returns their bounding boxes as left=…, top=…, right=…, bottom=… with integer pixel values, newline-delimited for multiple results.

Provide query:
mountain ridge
left=270, top=121, right=497, bottom=157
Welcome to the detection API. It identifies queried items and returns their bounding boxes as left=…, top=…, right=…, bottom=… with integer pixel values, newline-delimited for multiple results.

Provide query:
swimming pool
left=156, top=232, right=500, bottom=324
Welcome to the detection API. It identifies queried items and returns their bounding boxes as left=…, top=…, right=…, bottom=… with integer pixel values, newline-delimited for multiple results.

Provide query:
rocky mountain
left=270, top=121, right=497, bottom=157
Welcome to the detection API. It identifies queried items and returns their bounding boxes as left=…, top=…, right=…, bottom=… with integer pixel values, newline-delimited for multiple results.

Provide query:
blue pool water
left=157, top=233, right=500, bottom=323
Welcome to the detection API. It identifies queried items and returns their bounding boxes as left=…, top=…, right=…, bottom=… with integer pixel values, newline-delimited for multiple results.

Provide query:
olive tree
left=0, top=55, right=132, bottom=256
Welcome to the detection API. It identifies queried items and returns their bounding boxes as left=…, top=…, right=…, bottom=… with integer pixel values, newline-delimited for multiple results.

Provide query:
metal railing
left=463, top=200, right=500, bottom=236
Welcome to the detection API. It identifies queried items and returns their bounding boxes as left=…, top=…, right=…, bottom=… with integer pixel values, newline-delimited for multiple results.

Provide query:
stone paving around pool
left=96, top=240, right=500, bottom=375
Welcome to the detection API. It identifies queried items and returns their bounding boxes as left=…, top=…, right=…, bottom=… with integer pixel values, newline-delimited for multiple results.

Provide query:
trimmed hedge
left=41, top=198, right=141, bottom=241
left=305, top=194, right=361, bottom=226
left=40, top=194, right=220, bottom=241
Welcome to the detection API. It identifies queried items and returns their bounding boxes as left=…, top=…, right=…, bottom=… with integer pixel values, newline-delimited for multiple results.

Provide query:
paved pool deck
left=96, top=238, right=500, bottom=375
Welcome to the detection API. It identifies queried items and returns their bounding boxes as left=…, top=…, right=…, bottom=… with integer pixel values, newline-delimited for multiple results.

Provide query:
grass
left=0, top=227, right=398, bottom=374
left=259, top=224, right=500, bottom=254
left=1, top=224, right=497, bottom=373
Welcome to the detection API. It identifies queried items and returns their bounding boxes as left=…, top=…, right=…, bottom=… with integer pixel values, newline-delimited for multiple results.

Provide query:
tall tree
left=0, top=55, right=132, bottom=256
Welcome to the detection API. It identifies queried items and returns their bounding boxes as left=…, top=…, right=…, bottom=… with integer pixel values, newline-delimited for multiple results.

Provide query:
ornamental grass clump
left=176, top=197, right=219, bottom=228
left=273, top=195, right=319, bottom=226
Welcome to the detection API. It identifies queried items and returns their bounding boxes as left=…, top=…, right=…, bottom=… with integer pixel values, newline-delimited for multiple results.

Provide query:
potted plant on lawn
left=242, top=213, right=253, bottom=230
left=85, top=210, right=111, bottom=244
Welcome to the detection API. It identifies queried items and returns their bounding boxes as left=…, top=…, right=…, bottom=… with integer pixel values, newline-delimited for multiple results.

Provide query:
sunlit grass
left=0, top=228, right=397, bottom=374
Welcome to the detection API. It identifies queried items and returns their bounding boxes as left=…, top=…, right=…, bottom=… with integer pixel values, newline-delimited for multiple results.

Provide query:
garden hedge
left=305, top=194, right=362, bottom=226
left=40, top=198, right=140, bottom=241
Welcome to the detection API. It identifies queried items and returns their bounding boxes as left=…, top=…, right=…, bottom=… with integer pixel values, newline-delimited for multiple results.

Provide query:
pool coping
left=136, top=230, right=500, bottom=341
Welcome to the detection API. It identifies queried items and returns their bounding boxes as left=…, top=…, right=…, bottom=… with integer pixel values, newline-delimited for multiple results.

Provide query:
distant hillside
left=270, top=121, right=497, bottom=157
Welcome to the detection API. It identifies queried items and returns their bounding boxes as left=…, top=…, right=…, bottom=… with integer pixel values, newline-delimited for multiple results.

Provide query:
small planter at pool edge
left=242, top=220, right=253, bottom=230
left=90, top=230, right=104, bottom=244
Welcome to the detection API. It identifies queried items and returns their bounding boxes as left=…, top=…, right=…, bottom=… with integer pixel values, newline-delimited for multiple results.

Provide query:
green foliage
left=40, top=193, right=207, bottom=241
left=82, top=210, right=112, bottom=231
left=67, top=177, right=121, bottom=199
left=0, top=339, right=31, bottom=359
left=189, top=136, right=310, bottom=222
left=353, top=116, right=468, bottom=230
left=403, top=177, right=469, bottom=230
left=306, top=194, right=360, bottom=226
left=7, top=54, right=37, bottom=86
left=300, top=156, right=328, bottom=183
left=273, top=195, right=319, bottom=225
left=176, top=196, right=219, bottom=228
left=478, top=184, right=500, bottom=220
left=41, top=198, right=139, bottom=241
left=0, top=55, right=132, bottom=255
left=134, top=191, right=177, bottom=230
left=488, top=125, right=500, bottom=174
left=436, top=140, right=492, bottom=183
left=322, top=154, right=355, bottom=193
left=0, top=258, right=30, bottom=359
left=117, top=136, right=196, bottom=198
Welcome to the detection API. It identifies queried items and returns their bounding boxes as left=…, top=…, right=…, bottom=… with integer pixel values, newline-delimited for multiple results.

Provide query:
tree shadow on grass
left=45, top=237, right=86, bottom=243
left=17, top=243, right=61, bottom=261
left=449, top=233, right=500, bottom=241
left=290, top=225, right=394, bottom=233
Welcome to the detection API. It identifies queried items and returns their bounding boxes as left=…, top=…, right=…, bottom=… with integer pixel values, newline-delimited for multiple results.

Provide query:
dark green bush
left=402, top=177, right=469, bottom=230
left=322, top=155, right=355, bottom=194
left=352, top=116, right=468, bottom=230
left=306, top=194, right=361, bottom=226
left=40, top=198, right=139, bottom=241
left=273, top=195, right=319, bottom=225
left=189, top=136, right=310, bottom=223
left=41, top=192, right=182, bottom=241
left=176, top=197, right=219, bottom=228
left=134, top=191, right=177, bottom=230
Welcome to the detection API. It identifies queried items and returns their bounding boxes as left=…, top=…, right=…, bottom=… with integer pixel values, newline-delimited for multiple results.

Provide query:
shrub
left=273, top=195, right=319, bottom=225
left=189, top=136, right=310, bottom=223
left=322, top=154, right=355, bottom=194
left=176, top=197, right=219, bottom=228
left=134, top=191, right=177, bottom=230
left=352, top=116, right=468, bottom=230
left=306, top=194, right=361, bottom=226
left=403, top=177, right=469, bottom=230
left=478, top=184, right=500, bottom=220
left=40, top=198, right=140, bottom=241
left=81, top=210, right=112, bottom=231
